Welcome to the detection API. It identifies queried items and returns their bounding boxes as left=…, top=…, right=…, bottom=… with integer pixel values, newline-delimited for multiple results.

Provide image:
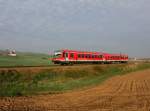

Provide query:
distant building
left=134, top=57, right=137, bottom=61
left=8, top=49, right=17, bottom=56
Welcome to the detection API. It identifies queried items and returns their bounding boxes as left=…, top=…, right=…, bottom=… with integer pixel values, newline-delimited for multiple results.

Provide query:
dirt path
left=1, top=69, right=150, bottom=111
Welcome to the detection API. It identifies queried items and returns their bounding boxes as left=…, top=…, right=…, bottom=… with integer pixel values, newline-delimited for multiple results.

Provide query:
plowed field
left=1, top=69, right=150, bottom=111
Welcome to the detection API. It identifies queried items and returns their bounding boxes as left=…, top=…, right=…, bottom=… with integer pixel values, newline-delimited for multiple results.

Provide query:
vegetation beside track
left=0, top=63, right=150, bottom=97
left=0, top=52, right=52, bottom=67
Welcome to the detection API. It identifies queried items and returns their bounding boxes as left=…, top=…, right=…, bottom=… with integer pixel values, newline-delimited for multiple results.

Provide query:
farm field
left=1, top=63, right=150, bottom=97
left=0, top=52, right=52, bottom=67
left=1, top=68, right=150, bottom=111
left=0, top=63, right=150, bottom=111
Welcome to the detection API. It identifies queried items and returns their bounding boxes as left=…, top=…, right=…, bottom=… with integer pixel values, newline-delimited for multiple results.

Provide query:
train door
left=65, top=52, right=69, bottom=61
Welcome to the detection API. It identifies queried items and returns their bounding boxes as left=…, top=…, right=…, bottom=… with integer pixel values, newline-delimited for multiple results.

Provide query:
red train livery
left=52, top=49, right=128, bottom=65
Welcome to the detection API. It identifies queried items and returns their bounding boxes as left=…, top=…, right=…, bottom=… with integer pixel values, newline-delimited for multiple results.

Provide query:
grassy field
left=0, top=63, right=150, bottom=97
left=0, top=52, right=52, bottom=67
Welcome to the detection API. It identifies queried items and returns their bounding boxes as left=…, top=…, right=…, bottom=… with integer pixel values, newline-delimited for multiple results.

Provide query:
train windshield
left=54, top=50, right=62, bottom=58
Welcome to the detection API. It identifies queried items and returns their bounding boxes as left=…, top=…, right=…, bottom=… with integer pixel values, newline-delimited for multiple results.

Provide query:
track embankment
left=0, top=64, right=124, bottom=73
left=1, top=69, right=150, bottom=111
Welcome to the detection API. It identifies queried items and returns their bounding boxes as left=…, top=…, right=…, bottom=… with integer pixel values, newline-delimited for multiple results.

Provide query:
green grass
left=0, top=63, right=150, bottom=97
left=0, top=52, right=52, bottom=67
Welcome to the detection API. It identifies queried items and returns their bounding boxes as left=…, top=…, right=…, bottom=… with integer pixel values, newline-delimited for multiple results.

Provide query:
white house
left=8, top=50, right=17, bottom=56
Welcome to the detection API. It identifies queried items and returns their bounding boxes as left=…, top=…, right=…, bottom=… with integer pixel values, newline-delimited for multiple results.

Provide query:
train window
left=98, top=55, right=103, bottom=58
left=54, top=54, right=61, bottom=58
left=85, top=54, right=90, bottom=58
left=78, top=54, right=81, bottom=58
left=95, top=55, right=97, bottom=58
left=65, top=53, right=68, bottom=57
left=89, top=55, right=91, bottom=58
left=88, top=54, right=91, bottom=58
left=81, top=54, right=84, bottom=58
left=92, top=55, right=95, bottom=58
left=70, top=53, right=74, bottom=58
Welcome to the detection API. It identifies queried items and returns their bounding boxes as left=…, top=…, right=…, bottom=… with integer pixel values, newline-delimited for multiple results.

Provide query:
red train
left=52, top=49, right=128, bottom=65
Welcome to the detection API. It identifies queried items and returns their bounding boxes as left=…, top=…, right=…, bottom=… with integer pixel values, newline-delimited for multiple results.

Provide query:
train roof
left=61, top=49, right=103, bottom=54
left=103, top=53, right=128, bottom=56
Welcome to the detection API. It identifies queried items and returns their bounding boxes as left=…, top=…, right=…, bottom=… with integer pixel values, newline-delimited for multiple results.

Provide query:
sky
left=0, top=0, right=150, bottom=57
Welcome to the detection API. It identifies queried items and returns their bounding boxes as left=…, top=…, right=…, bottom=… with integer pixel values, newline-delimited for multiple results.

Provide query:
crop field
left=0, top=52, right=51, bottom=67
left=0, top=63, right=150, bottom=111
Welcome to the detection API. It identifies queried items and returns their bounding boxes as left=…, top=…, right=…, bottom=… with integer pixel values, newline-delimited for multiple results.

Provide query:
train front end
left=52, top=50, right=65, bottom=64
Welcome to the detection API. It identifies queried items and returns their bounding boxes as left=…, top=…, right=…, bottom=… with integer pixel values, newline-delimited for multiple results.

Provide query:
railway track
left=0, top=62, right=130, bottom=69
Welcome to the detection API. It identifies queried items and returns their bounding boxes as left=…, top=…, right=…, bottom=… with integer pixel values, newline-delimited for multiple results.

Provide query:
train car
left=103, top=53, right=128, bottom=63
left=51, top=49, right=128, bottom=65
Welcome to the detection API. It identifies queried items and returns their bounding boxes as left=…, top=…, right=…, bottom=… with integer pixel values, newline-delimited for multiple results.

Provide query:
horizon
left=1, top=48, right=149, bottom=59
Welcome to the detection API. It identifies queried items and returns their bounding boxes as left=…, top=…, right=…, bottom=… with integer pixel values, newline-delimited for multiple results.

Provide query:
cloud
left=0, top=0, right=150, bottom=57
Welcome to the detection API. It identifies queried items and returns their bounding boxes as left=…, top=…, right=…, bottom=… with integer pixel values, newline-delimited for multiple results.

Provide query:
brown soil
left=1, top=69, right=150, bottom=111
